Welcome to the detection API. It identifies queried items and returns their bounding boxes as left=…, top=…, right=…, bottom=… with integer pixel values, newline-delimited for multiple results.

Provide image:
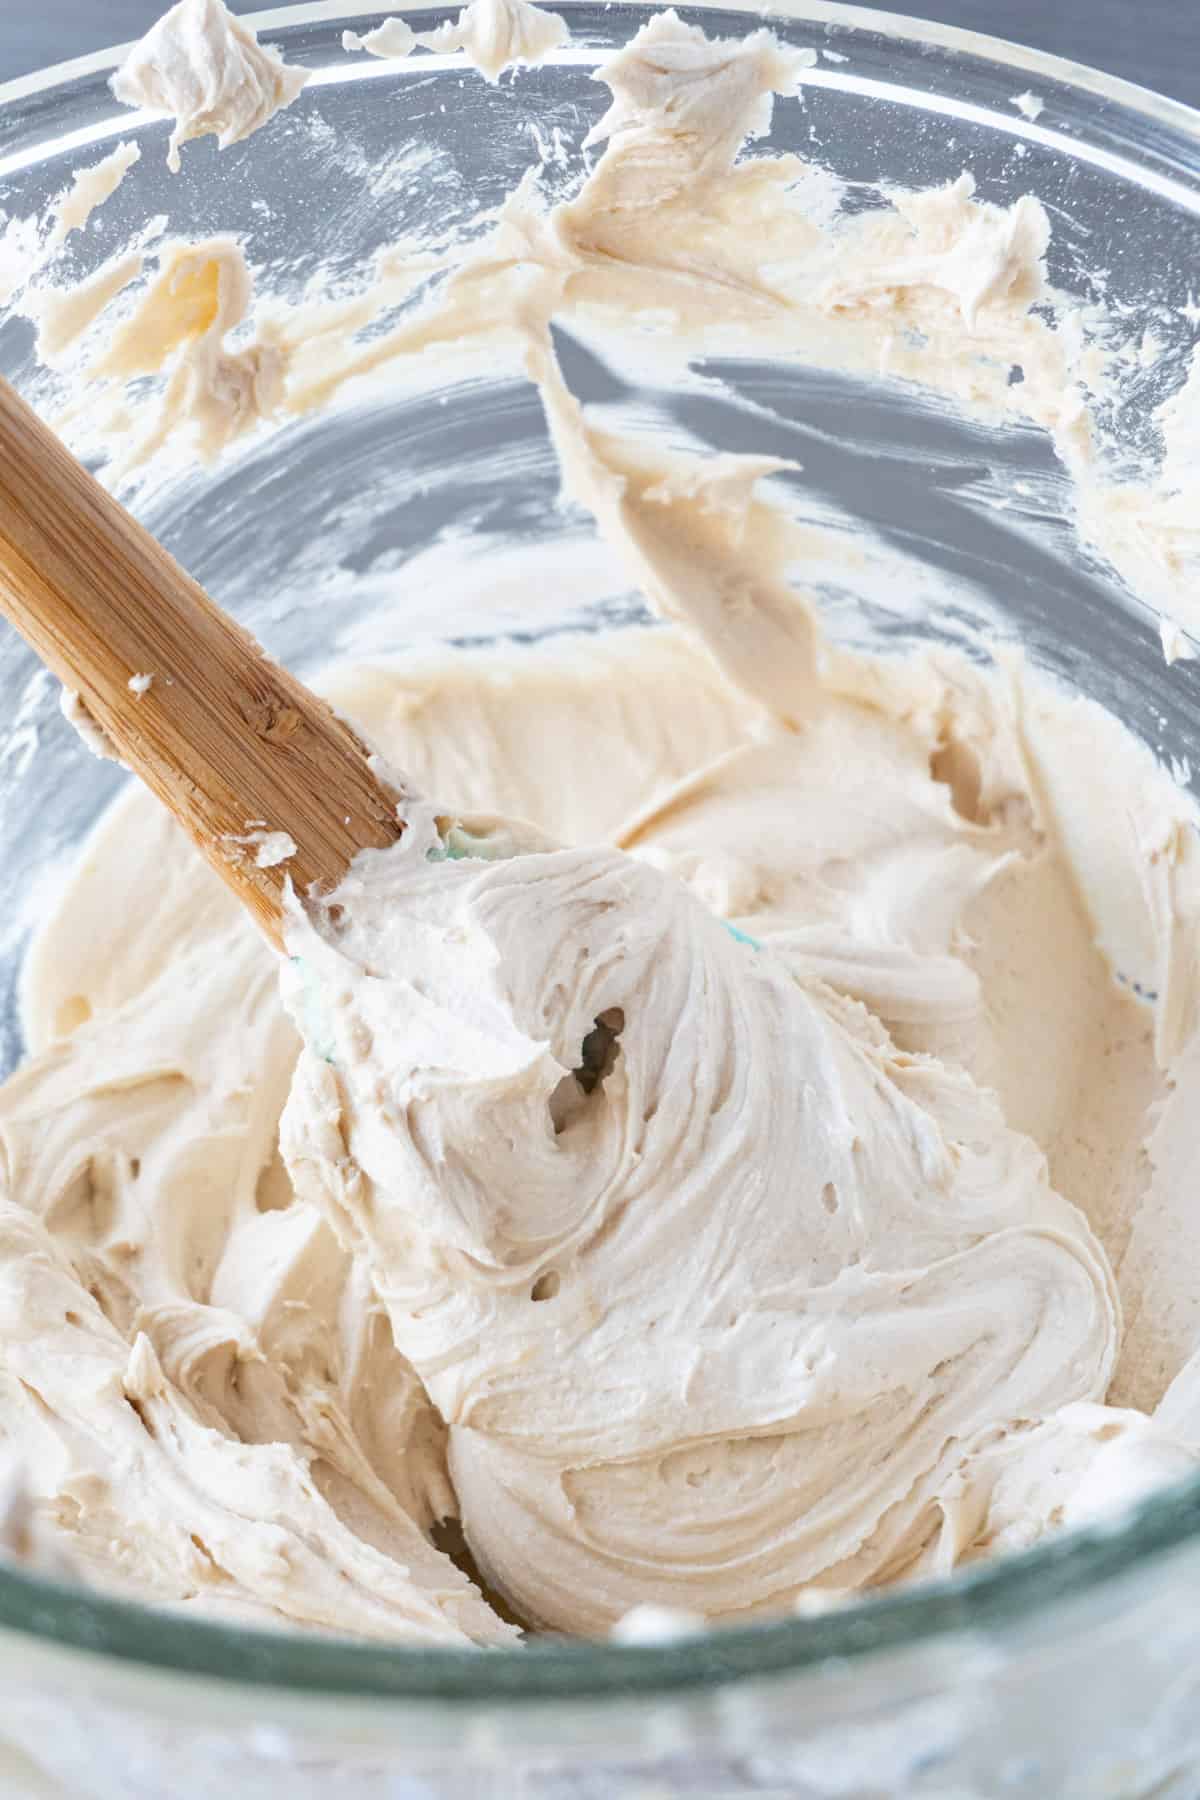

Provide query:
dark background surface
left=5, top=1, right=1200, bottom=110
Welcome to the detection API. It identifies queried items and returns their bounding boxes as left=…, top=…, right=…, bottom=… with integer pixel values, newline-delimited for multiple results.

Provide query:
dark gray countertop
left=5, top=0, right=1199, bottom=110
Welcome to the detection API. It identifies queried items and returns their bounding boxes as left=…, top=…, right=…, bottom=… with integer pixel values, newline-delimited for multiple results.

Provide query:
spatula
left=0, top=375, right=404, bottom=949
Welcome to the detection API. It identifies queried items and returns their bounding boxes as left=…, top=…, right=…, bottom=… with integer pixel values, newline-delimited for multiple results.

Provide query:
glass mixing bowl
left=1, top=5, right=1200, bottom=1796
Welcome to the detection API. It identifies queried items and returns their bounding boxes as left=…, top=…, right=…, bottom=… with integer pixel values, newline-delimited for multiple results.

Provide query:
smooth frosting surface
left=1, top=7, right=1200, bottom=1644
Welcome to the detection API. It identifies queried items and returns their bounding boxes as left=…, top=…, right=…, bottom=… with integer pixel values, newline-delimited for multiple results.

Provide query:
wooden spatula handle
left=0, top=377, right=403, bottom=949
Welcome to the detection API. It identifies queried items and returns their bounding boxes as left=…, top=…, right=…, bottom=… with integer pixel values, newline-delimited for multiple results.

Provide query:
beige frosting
left=342, top=20, right=419, bottom=61
left=111, top=0, right=310, bottom=173
left=0, top=1458, right=77, bottom=1580
left=1, top=9, right=1200, bottom=1643
left=13, top=611, right=1200, bottom=1639
left=70, top=236, right=285, bottom=475
left=344, top=0, right=569, bottom=82
left=58, top=686, right=123, bottom=764
left=280, top=758, right=1124, bottom=1633
left=48, top=143, right=141, bottom=248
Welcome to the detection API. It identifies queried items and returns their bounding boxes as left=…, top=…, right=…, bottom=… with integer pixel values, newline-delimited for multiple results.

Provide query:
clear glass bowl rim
left=1, top=0, right=1199, bottom=1706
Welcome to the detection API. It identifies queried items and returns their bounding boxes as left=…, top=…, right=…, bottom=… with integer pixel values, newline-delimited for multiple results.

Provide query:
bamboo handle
left=0, top=376, right=403, bottom=949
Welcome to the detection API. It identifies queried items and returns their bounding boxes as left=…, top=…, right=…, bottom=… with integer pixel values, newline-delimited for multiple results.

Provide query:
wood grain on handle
left=0, top=376, right=403, bottom=949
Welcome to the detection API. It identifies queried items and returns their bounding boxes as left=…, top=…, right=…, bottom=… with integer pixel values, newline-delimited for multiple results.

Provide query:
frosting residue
left=344, top=0, right=569, bottom=82
left=111, top=0, right=310, bottom=173
left=48, top=142, right=141, bottom=247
